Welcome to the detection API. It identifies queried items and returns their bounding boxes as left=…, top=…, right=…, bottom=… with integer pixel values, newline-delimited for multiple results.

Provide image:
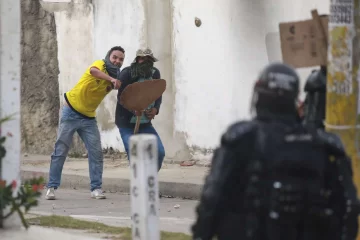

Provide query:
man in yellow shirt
left=46, top=46, right=125, bottom=200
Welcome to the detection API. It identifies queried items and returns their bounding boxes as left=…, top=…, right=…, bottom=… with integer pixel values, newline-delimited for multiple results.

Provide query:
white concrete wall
left=172, top=0, right=269, bottom=150
left=143, top=0, right=191, bottom=161
left=0, top=0, right=21, bottom=228
left=92, top=0, right=145, bottom=152
left=46, top=0, right=330, bottom=160
left=172, top=0, right=330, bottom=153
left=50, top=0, right=94, bottom=152
left=54, top=0, right=94, bottom=107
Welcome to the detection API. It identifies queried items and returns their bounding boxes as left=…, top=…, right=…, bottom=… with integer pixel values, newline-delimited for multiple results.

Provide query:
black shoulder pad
left=304, top=70, right=326, bottom=93
left=316, top=129, right=346, bottom=156
left=221, top=121, right=257, bottom=145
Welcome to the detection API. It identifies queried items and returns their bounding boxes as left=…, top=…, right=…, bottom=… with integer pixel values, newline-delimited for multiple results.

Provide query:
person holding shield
left=115, top=48, right=165, bottom=171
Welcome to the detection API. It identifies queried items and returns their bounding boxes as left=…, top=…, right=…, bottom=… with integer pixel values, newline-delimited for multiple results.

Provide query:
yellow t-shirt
left=65, top=60, right=113, bottom=118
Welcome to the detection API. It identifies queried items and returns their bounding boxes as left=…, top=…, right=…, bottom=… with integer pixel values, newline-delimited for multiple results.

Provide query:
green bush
left=0, top=115, right=44, bottom=229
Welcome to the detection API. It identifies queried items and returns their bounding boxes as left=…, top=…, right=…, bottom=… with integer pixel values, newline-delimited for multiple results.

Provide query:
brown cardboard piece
left=279, top=15, right=328, bottom=68
left=120, top=79, right=166, bottom=111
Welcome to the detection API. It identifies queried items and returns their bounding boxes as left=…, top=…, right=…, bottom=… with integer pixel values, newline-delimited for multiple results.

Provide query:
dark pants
left=119, top=125, right=165, bottom=171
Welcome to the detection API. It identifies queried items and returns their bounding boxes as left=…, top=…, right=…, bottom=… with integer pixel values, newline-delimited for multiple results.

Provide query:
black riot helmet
left=251, top=62, right=300, bottom=119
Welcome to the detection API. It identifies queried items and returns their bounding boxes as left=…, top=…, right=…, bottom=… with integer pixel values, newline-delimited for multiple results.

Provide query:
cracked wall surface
left=21, top=0, right=60, bottom=154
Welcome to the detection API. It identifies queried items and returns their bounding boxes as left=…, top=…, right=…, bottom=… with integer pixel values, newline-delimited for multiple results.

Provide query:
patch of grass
left=68, top=152, right=84, bottom=158
left=28, top=215, right=191, bottom=240
left=161, top=231, right=192, bottom=240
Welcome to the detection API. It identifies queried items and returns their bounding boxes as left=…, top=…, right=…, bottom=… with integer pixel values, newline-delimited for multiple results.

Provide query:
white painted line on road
left=71, top=215, right=131, bottom=220
left=70, top=214, right=195, bottom=224
left=29, top=211, right=56, bottom=216
left=28, top=211, right=195, bottom=225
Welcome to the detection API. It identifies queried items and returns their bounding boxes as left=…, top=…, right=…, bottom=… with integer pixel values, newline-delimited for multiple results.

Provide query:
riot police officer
left=302, top=65, right=327, bottom=129
left=191, top=63, right=359, bottom=240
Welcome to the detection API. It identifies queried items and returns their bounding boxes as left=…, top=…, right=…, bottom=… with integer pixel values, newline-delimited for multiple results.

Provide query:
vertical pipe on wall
left=325, top=0, right=360, bottom=237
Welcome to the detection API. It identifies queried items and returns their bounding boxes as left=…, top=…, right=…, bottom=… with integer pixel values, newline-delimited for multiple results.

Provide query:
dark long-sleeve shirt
left=115, top=66, right=162, bottom=129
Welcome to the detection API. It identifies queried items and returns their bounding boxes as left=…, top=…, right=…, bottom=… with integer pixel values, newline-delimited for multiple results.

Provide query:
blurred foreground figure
left=192, top=63, right=359, bottom=240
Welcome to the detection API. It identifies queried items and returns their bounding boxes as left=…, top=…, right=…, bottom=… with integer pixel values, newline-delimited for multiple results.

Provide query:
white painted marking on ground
left=70, top=214, right=195, bottom=224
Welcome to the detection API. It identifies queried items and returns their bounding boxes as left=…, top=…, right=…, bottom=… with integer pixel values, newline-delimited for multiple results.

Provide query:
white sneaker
left=91, top=189, right=106, bottom=199
left=45, top=188, right=56, bottom=200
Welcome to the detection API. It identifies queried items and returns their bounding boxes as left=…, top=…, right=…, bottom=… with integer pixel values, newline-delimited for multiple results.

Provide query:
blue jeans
left=47, top=106, right=103, bottom=191
left=119, top=126, right=165, bottom=171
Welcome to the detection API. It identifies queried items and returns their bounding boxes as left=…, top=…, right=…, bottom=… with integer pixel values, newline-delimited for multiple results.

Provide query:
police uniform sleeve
left=318, top=130, right=359, bottom=239
left=191, top=121, right=256, bottom=240
left=335, top=153, right=360, bottom=240
left=333, top=153, right=359, bottom=240
left=342, top=156, right=359, bottom=240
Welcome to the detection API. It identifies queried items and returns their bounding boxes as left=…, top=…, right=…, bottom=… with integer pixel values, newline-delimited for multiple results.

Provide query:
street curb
left=22, top=157, right=211, bottom=167
left=21, top=170, right=203, bottom=200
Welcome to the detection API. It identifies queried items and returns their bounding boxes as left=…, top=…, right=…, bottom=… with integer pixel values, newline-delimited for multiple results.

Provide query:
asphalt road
left=31, top=189, right=199, bottom=235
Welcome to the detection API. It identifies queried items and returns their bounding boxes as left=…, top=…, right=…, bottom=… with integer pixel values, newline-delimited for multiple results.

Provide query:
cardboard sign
left=279, top=16, right=328, bottom=68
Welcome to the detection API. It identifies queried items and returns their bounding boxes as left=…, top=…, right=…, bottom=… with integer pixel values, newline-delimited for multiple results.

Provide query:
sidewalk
left=21, top=155, right=209, bottom=199
left=1, top=226, right=101, bottom=240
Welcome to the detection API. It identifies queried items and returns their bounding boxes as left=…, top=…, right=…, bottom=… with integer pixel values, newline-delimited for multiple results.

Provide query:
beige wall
left=26, top=0, right=330, bottom=162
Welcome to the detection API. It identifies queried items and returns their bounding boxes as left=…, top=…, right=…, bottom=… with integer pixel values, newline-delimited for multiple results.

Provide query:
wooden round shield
left=120, top=79, right=166, bottom=111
